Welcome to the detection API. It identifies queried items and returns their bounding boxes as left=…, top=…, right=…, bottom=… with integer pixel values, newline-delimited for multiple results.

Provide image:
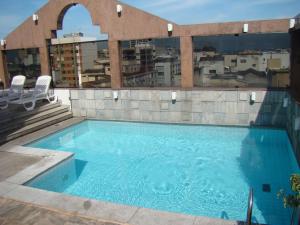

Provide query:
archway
left=50, top=4, right=111, bottom=88
left=56, top=4, right=108, bottom=40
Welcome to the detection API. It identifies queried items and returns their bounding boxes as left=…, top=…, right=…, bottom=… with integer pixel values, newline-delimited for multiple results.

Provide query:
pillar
left=0, top=50, right=9, bottom=88
left=180, top=36, right=194, bottom=88
left=39, top=46, right=50, bottom=75
left=108, top=40, right=122, bottom=89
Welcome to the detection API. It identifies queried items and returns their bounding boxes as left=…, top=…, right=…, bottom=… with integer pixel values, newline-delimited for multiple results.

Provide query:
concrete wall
left=69, top=89, right=287, bottom=127
left=54, top=89, right=71, bottom=106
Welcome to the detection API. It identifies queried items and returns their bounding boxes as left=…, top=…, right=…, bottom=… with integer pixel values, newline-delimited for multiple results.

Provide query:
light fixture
left=171, top=91, right=176, bottom=101
left=243, top=23, right=249, bottom=33
left=250, top=92, right=256, bottom=102
left=32, top=14, right=39, bottom=22
left=113, top=91, right=118, bottom=100
left=116, top=4, right=122, bottom=15
left=295, top=117, right=300, bottom=131
left=290, top=19, right=296, bottom=28
left=168, top=23, right=173, bottom=32
left=283, top=97, right=289, bottom=108
left=0, top=39, right=6, bottom=47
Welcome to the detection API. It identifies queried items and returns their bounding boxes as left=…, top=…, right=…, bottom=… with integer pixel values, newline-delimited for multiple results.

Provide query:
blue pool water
left=26, top=120, right=299, bottom=225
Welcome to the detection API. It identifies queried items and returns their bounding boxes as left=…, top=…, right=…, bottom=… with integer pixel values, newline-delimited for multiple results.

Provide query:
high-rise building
left=50, top=33, right=103, bottom=87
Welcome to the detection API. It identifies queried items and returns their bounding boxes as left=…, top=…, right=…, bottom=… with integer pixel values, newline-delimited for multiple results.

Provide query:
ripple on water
left=152, top=181, right=173, bottom=195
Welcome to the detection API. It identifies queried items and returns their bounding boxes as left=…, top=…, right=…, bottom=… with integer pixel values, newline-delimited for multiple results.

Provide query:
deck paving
left=0, top=197, right=122, bottom=225
left=0, top=151, right=40, bottom=182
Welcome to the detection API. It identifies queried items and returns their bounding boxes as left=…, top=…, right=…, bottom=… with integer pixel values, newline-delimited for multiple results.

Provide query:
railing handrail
left=246, top=188, right=254, bottom=225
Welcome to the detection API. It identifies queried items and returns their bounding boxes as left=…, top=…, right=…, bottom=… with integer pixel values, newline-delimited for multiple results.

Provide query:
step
left=0, top=111, right=73, bottom=144
left=0, top=105, right=70, bottom=134
left=0, top=101, right=51, bottom=117
left=0, top=102, right=62, bottom=125
left=0, top=101, right=62, bottom=123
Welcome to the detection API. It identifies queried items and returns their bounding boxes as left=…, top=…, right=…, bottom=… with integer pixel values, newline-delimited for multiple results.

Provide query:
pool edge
left=0, top=145, right=246, bottom=225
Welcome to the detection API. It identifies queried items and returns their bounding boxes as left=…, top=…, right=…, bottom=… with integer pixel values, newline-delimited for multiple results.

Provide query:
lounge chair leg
left=23, top=101, right=36, bottom=111
left=0, top=102, right=8, bottom=110
left=47, top=96, right=57, bottom=103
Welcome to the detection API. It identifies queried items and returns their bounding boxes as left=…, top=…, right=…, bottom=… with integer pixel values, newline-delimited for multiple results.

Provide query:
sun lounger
left=0, top=75, right=26, bottom=110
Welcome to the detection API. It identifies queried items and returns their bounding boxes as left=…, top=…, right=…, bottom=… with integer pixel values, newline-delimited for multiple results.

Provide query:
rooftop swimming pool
left=25, top=120, right=299, bottom=225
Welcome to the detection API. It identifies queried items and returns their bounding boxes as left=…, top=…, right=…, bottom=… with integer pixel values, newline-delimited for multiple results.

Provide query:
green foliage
left=278, top=174, right=300, bottom=208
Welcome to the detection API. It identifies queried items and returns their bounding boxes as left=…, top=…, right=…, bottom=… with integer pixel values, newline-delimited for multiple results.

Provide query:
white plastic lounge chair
left=0, top=75, right=26, bottom=110
left=10, top=75, right=57, bottom=111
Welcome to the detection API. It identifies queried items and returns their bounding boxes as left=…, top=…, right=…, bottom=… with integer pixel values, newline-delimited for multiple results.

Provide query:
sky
left=0, top=0, right=299, bottom=40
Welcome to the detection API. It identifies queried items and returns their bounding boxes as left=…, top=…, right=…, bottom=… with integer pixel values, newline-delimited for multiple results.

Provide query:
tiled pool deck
left=0, top=197, right=120, bottom=225
left=0, top=118, right=248, bottom=225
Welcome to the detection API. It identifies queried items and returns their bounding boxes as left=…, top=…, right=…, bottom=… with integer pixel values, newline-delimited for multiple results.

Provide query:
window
left=49, top=40, right=111, bottom=88
left=193, top=33, right=290, bottom=88
left=121, top=37, right=181, bottom=87
left=5, top=48, right=41, bottom=88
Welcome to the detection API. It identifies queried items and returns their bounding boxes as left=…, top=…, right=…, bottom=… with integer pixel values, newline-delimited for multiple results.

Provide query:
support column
left=108, top=40, right=121, bottom=89
left=0, top=50, right=9, bottom=88
left=180, top=36, right=194, bottom=88
left=39, top=46, right=50, bottom=75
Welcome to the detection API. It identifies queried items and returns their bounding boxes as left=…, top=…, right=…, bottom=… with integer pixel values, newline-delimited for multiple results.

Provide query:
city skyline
left=0, top=0, right=299, bottom=40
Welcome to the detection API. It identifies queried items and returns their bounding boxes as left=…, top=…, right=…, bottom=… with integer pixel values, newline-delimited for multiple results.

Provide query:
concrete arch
left=57, top=3, right=79, bottom=31
left=2, top=0, right=172, bottom=50
left=55, top=2, right=107, bottom=39
left=55, top=2, right=104, bottom=34
left=0, top=0, right=173, bottom=88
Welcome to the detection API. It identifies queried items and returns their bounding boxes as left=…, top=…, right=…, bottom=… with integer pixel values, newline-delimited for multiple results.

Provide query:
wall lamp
left=0, top=39, right=6, bottom=48
left=168, top=23, right=173, bottom=36
left=171, top=91, right=176, bottom=103
left=250, top=92, right=256, bottom=103
left=117, top=4, right=122, bottom=17
left=243, top=23, right=249, bottom=33
left=33, top=14, right=39, bottom=25
left=290, top=19, right=296, bottom=28
left=113, top=91, right=118, bottom=100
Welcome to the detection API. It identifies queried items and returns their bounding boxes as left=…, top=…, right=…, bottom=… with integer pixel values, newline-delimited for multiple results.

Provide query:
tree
left=278, top=174, right=300, bottom=225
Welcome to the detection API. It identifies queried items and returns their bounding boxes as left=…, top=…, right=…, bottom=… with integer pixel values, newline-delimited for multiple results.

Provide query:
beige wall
left=0, top=0, right=291, bottom=88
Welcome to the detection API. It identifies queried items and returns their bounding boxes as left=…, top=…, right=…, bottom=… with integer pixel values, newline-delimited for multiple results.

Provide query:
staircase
left=0, top=101, right=73, bottom=144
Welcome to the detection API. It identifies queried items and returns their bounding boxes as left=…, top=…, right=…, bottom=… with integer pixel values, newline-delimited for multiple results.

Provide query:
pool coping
left=0, top=118, right=247, bottom=225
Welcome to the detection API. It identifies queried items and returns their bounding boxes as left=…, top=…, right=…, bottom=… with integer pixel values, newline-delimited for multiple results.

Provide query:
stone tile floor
left=0, top=151, right=40, bottom=182
left=0, top=197, right=122, bottom=225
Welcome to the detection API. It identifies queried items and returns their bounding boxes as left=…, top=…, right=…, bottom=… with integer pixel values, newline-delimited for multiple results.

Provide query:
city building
left=154, top=55, right=181, bottom=86
left=50, top=33, right=110, bottom=88
left=194, top=49, right=290, bottom=87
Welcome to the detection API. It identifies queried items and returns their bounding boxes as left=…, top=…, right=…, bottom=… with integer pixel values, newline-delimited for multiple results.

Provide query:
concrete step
left=0, top=105, right=70, bottom=134
left=0, top=111, right=73, bottom=144
left=0, top=102, right=62, bottom=125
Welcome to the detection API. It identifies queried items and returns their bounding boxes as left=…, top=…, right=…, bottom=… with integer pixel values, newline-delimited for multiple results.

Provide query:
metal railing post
left=247, top=188, right=254, bottom=225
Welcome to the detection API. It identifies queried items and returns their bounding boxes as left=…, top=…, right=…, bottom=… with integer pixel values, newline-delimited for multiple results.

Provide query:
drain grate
left=262, top=184, right=271, bottom=193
